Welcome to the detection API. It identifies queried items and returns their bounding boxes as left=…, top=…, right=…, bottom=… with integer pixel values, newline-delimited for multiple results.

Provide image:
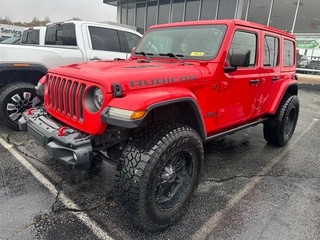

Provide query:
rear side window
left=45, top=23, right=76, bottom=46
left=89, top=26, right=121, bottom=52
left=283, top=39, right=294, bottom=66
left=229, top=31, right=257, bottom=66
left=264, top=35, right=279, bottom=67
left=123, top=32, right=141, bottom=51
left=21, top=29, right=39, bottom=44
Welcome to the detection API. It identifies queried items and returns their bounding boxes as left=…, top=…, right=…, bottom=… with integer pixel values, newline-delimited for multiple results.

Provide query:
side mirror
left=224, top=49, right=251, bottom=73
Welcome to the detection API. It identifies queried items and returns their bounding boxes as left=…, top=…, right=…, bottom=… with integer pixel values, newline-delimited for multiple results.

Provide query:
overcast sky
left=0, top=0, right=117, bottom=23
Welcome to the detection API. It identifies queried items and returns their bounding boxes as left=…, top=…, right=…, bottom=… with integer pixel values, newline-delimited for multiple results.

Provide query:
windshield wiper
left=134, top=51, right=153, bottom=61
left=159, top=53, right=184, bottom=64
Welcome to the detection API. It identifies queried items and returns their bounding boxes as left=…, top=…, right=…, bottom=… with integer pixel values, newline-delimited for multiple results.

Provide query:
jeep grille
left=47, top=74, right=86, bottom=122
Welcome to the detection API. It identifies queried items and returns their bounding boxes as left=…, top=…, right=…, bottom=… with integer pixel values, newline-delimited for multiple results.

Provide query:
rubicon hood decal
left=130, top=76, right=198, bottom=88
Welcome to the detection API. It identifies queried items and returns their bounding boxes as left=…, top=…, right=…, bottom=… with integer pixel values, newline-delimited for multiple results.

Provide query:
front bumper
left=19, top=109, right=93, bottom=170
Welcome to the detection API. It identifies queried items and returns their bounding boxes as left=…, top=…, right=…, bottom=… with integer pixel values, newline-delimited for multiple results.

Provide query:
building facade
left=0, top=24, right=25, bottom=37
left=104, top=0, right=320, bottom=72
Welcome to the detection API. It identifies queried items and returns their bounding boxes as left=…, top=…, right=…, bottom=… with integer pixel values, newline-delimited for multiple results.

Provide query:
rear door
left=216, top=27, right=261, bottom=127
left=257, top=32, right=281, bottom=114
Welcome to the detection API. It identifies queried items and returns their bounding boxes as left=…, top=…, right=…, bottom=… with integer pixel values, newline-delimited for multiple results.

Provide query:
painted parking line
left=0, top=136, right=114, bottom=240
left=192, top=118, right=319, bottom=240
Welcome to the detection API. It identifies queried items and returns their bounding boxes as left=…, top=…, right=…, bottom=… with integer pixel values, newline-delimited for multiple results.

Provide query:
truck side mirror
left=224, top=49, right=251, bottom=73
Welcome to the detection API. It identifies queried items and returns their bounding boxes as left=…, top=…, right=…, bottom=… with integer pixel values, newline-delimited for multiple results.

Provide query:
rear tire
left=114, top=123, right=204, bottom=232
left=263, top=95, right=299, bottom=146
left=0, top=82, right=42, bottom=131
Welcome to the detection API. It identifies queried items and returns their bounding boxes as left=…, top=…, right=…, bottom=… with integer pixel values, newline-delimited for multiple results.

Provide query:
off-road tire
left=114, top=123, right=204, bottom=232
left=0, top=82, right=42, bottom=131
left=263, top=95, right=299, bottom=146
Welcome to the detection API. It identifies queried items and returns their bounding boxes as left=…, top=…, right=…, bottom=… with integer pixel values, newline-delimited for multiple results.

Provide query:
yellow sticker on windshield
left=190, top=52, right=205, bottom=57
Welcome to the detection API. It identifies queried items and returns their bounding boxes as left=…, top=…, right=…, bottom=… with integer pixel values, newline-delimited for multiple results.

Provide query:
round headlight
left=93, top=88, right=103, bottom=109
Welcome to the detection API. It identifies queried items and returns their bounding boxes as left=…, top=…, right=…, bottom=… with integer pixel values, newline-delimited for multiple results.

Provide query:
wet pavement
left=0, top=85, right=320, bottom=240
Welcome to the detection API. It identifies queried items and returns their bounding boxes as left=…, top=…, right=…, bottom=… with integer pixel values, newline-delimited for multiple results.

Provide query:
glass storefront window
left=247, top=0, right=272, bottom=25
left=121, top=4, right=127, bottom=25
left=136, top=2, right=146, bottom=34
left=294, top=0, right=320, bottom=33
left=171, top=0, right=184, bottom=22
left=158, top=0, right=170, bottom=24
left=185, top=0, right=200, bottom=21
left=200, top=0, right=218, bottom=20
left=217, top=0, right=237, bottom=19
left=269, top=0, right=297, bottom=32
left=146, top=1, right=157, bottom=29
left=127, top=3, right=135, bottom=27
left=240, top=0, right=250, bottom=20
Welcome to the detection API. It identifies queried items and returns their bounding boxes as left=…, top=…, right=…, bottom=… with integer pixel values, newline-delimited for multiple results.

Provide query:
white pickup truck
left=0, top=21, right=142, bottom=130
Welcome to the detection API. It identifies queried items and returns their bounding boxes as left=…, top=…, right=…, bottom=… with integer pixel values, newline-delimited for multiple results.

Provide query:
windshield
left=134, top=24, right=227, bottom=60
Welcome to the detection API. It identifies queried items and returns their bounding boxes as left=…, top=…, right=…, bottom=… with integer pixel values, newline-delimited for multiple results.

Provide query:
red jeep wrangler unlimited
left=19, top=20, right=299, bottom=231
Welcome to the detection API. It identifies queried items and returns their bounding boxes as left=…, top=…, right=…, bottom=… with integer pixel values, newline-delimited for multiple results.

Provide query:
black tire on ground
left=263, top=95, right=299, bottom=146
left=114, top=123, right=204, bottom=232
left=0, top=82, right=42, bottom=131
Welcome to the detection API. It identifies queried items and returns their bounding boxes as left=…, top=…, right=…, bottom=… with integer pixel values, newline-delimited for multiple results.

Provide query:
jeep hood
left=48, top=60, right=204, bottom=92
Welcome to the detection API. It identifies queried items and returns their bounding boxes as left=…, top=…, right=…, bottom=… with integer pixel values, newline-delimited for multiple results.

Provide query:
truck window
left=45, top=23, right=76, bottom=46
left=283, top=39, right=294, bottom=66
left=89, top=26, right=121, bottom=52
left=21, top=29, right=40, bottom=44
left=264, top=36, right=279, bottom=67
left=123, top=32, right=141, bottom=51
left=229, top=31, right=257, bottom=66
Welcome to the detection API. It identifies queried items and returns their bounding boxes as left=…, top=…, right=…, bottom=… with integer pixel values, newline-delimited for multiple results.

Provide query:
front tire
left=0, top=82, right=42, bottom=131
left=263, top=95, right=299, bottom=146
left=114, top=123, right=204, bottom=232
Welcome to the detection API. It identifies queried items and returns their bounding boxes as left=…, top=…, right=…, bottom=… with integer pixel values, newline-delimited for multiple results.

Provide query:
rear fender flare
left=268, top=81, right=298, bottom=114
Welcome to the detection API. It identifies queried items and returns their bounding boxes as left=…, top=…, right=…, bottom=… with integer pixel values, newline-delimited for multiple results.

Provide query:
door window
left=283, top=39, right=294, bottom=66
left=229, top=31, right=257, bottom=66
left=264, top=36, right=279, bottom=67
left=89, top=26, right=121, bottom=52
left=123, top=32, right=141, bottom=51
left=45, top=23, right=76, bottom=46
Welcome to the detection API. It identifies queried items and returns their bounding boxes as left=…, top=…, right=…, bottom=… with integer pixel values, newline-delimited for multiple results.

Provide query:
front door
left=216, top=28, right=261, bottom=127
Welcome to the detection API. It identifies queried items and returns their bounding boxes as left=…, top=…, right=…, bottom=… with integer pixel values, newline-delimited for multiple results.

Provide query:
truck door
left=84, top=25, right=128, bottom=61
left=216, top=28, right=260, bottom=127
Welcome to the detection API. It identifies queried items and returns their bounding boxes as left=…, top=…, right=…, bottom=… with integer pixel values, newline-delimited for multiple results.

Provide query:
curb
left=298, top=83, right=320, bottom=91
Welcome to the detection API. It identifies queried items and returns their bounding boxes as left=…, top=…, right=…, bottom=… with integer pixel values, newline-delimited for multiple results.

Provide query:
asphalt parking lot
left=1, top=84, right=320, bottom=240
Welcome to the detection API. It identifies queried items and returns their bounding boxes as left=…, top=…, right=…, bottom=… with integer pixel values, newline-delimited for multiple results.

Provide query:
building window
left=294, top=1, right=320, bottom=33
left=240, top=0, right=250, bottom=20
left=217, top=0, right=237, bottom=19
left=283, top=39, right=294, bottom=66
left=171, top=0, right=184, bottom=22
left=158, top=0, right=170, bottom=24
left=200, top=0, right=218, bottom=20
left=127, top=3, right=135, bottom=27
left=264, top=35, right=279, bottom=67
left=121, top=5, right=127, bottom=25
left=185, top=0, right=200, bottom=21
left=146, top=1, right=158, bottom=29
left=269, top=0, right=296, bottom=32
left=136, top=2, right=146, bottom=34
left=247, top=0, right=272, bottom=25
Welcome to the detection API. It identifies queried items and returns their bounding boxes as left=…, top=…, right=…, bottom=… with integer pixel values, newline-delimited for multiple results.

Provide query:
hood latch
left=112, top=83, right=123, bottom=98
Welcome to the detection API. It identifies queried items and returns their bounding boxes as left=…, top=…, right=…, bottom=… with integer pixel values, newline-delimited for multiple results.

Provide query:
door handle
left=249, top=79, right=260, bottom=84
left=89, top=56, right=101, bottom=61
left=272, top=76, right=280, bottom=81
